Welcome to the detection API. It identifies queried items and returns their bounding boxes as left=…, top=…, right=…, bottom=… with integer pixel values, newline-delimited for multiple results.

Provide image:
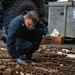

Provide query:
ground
left=0, top=40, right=75, bottom=75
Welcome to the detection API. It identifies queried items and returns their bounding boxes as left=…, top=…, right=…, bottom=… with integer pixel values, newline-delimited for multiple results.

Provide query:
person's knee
left=15, top=38, right=33, bottom=47
left=16, top=39, right=33, bottom=50
left=16, top=40, right=33, bottom=55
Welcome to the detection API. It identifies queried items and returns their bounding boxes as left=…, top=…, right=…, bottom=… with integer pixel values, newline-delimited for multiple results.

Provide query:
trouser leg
left=15, top=38, right=33, bottom=56
left=25, top=28, right=43, bottom=55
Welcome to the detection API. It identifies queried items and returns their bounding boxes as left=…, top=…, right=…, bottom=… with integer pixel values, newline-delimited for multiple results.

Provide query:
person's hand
left=43, top=34, right=50, bottom=37
left=43, top=34, right=52, bottom=39
left=45, top=34, right=50, bottom=36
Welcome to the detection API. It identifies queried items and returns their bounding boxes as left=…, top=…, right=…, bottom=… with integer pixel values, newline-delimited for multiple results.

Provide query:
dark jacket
left=6, top=14, right=49, bottom=57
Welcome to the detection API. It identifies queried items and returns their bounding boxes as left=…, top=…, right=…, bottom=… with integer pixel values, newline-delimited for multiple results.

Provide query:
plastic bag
left=50, top=29, right=59, bottom=36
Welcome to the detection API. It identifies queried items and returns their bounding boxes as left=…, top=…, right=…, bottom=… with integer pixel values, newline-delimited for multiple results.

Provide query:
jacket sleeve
left=6, top=23, right=20, bottom=58
left=35, top=20, right=49, bottom=35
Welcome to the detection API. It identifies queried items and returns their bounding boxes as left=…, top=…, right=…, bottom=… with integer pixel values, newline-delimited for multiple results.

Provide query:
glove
left=16, top=58, right=25, bottom=64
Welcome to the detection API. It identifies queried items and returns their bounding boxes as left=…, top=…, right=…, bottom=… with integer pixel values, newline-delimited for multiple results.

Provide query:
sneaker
left=16, top=58, right=25, bottom=64
left=25, top=54, right=32, bottom=63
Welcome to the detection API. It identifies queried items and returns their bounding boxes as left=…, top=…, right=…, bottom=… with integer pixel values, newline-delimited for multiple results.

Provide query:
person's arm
left=35, top=20, right=49, bottom=35
left=6, top=23, right=20, bottom=58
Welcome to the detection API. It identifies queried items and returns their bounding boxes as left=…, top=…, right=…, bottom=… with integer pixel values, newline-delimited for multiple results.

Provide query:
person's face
left=24, top=16, right=36, bottom=29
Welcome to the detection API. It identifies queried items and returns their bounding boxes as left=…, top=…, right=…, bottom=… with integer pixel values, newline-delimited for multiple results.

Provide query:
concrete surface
left=0, top=40, right=6, bottom=46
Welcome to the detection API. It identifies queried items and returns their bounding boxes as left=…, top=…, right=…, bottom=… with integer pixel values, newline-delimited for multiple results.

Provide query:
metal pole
left=64, top=5, right=67, bottom=37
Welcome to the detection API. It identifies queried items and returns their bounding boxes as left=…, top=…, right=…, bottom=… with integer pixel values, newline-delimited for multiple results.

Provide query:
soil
left=0, top=45, right=75, bottom=75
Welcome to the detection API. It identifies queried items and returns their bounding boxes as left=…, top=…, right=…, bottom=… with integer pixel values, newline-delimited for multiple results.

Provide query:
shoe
left=16, top=58, right=25, bottom=64
left=25, top=54, right=32, bottom=63
left=26, top=54, right=32, bottom=60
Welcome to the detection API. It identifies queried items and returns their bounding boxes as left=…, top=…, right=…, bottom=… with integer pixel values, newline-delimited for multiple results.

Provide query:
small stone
left=3, top=68, right=12, bottom=75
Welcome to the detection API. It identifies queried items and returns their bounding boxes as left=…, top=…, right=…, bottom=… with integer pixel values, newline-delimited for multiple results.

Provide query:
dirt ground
left=0, top=45, right=75, bottom=75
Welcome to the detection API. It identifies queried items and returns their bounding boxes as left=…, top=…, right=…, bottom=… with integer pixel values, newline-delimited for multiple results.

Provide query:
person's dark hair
left=26, top=11, right=39, bottom=24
